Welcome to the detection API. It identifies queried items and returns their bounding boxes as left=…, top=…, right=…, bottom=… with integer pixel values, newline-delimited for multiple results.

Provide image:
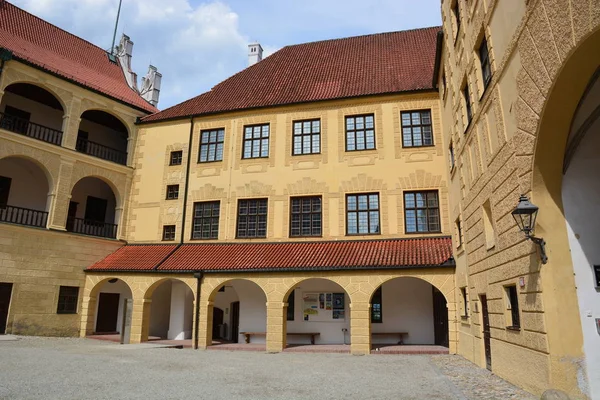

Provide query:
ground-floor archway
left=145, top=279, right=194, bottom=341
left=82, top=278, right=133, bottom=343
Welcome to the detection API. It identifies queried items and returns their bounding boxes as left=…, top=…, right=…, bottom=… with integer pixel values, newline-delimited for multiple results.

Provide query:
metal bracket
left=529, top=236, right=548, bottom=264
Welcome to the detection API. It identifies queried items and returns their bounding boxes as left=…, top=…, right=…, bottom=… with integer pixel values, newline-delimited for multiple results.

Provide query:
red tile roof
left=87, top=244, right=178, bottom=271
left=0, top=1, right=157, bottom=113
left=86, top=237, right=454, bottom=272
left=141, top=27, right=440, bottom=123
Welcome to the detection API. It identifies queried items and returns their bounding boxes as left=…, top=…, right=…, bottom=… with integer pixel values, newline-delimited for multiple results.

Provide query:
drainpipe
left=180, top=117, right=194, bottom=243
left=193, top=271, right=203, bottom=350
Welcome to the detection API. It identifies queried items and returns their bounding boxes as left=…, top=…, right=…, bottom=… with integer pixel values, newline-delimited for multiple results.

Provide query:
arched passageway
left=146, top=279, right=194, bottom=341
left=0, top=156, right=51, bottom=228
left=67, top=177, right=118, bottom=238
left=89, top=278, right=133, bottom=340
left=76, top=110, right=128, bottom=165
left=0, top=83, right=64, bottom=146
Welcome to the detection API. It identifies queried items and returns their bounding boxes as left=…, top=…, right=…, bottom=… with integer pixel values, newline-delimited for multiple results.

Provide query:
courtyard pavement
left=0, top=336, right=535, bottom=400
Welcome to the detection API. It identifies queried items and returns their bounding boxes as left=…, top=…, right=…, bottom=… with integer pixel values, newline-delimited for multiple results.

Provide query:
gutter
left=180, top=117, right=194, bottom=243
left=432, top=30, right=444, bottom=89
left=193, top=271, right=203, bottom=349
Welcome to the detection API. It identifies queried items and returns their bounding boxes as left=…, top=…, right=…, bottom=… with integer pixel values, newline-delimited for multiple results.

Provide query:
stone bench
left=372, top=332, right=409, bottom=345
left=239, top=332, right=320, bottom=344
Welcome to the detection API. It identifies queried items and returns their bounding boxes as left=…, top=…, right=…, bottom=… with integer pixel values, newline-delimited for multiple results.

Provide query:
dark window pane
left=289, top=196, right=322, bottom=237
left=404, top=191, right=440, bottom=233
left=346, top=114, right=376, bottom=151
left=242, top=124, right=269, bottom=159
left=237, top=199, right=268, bottom=238
left=57, top=286, right=79, bottom=314
left=346, top=193, right=380, bottom=235
left=401, top=110, right=433, bottom=148
left=199, top=129, right=225, bottom=162
left=192, top=201, right=220, bottom=240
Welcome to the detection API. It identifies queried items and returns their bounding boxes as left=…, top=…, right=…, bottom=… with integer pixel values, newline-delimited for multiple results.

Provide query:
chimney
left=141, top=65, right=162, bottom=107
left=117, top=34, right=137, bottom=91
left=248, top=43, right=263, bottom=66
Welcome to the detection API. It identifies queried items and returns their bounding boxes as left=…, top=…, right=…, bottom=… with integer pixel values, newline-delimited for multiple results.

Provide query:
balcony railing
left=66, top=217, right=117, bottom=239
left=0, top=204, right=48, bottom=228
left=76, top=137, right=127, bottom=165
left=0, top=111, right=63, bottom=146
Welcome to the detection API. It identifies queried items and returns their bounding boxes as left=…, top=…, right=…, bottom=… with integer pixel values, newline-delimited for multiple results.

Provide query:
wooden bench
left=372, top=332, right=408, bottom=345
left=239, top=332, right=320, bottom=344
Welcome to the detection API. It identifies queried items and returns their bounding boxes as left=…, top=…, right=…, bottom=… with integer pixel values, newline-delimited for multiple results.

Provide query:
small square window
left=163, top=225, right=176, bottom=241
left=57, top=286, right=79, bottom=314
left=460, top=287, right=468, bottom=318
left=166, top=185, right=179, bottom=200
left=170, top=151, right=183, bottom=166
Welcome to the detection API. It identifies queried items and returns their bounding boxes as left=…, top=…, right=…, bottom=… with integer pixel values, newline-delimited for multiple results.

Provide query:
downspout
left=193, top=271, right=203, bottom=349
left=180, top=117, right=194, bottom=243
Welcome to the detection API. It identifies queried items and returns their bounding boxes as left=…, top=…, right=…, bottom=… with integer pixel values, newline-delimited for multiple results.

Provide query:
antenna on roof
left=108, top=0, right=123, bottom=62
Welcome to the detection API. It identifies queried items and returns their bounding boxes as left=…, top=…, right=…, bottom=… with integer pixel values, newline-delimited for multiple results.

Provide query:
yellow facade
left=438, top=0, right=600, bottom=398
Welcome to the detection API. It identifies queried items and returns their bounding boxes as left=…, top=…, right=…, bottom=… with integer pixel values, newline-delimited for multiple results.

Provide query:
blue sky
left=12, top=0, right=441, bottom=110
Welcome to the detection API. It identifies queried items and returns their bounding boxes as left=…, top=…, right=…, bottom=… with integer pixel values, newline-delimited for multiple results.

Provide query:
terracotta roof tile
left=0, top=1, right=157, bottom=113
left=86, top=244, right=178, bottom=271
left=141, top=27, right=440, bottom=123
left=87, top=237, right=454, bottom=272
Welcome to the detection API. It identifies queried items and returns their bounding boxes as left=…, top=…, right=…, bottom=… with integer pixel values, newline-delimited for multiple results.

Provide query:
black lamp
left=511, top=195, right=547, bottom=264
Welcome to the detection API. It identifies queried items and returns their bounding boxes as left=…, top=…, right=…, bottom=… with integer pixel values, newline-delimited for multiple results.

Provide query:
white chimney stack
left=248, top=43, right=263, bottom=66
left=117, top=34, right=137, bottom=91
left=141, top=65, right=162, bottom=107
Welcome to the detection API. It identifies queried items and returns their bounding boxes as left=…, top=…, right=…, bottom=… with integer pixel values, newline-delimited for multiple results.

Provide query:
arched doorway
left=77, top=110, right=128, bottom=165
left=283, top=278, right=351, bottom=350
left=209, top=279, right=266, bottom=346
left=146, top=279, right=194, bottom=341
left=91, top=278, right=133, bottom=339
left=68, top=177, right=118, bottom=238
left=0, top=156, right=51, bottom=228
left=0, top=83, right=64, bottom=146
left=370, top=277, right=448, bottom=352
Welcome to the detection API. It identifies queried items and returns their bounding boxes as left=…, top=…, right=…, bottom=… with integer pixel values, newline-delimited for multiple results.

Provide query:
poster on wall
left=325, top=293, right=332, bottom=310
left=302, top=292, right=345, bottom=321
left=333, top=310, right=345, bottom=320
left=333, top=293, right=345, bottom=310
left=319, top=293, right=325, bottom=309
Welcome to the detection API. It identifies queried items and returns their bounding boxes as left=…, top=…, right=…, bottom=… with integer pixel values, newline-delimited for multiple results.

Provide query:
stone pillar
left=114, top=206, right=124, bottom=239
left=266, top=301, right=287, bottom=353
left=350, top=302, right=371, bottom=355
left=447, top=299, right=458, bottom=354
left=126, top=136, right=135, bottom=167
left=62, top=97, right=81, bottom=150
left=79, top=294, right=97, bottom=338
left=168, top=281, right=191, bottom=340
left=0, top=89, right=5, bottom=107
left=197, top=300, right=213, bottom=349
left=48, top=159, right=74, bottom=231
left=130, top=298, right=151, bottom=344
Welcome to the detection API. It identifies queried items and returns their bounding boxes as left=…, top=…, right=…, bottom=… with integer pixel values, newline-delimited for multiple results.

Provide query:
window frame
left=453, top=1, right=461, bottom=42
left=169, top=150, right=183, bottom=166
left=403, top=190, right=442, bottom=234
left=463, top=84, right=472, bottom=128
left=344, top=114, right=376, bottom=152
left=198, top=128, right=225, bottom=163
left=166, top=185, right=179, bottom=200
left=289, top=196, right=323, bottom=238
left=345, top=193, right=381, bottom=236
left=460, top=287, right=469, bottom=318
left=371, top=286, right=383, bottom=323
left=57, top=286, right=79, bottom=314
left=456, top=217, right=463, bottom=248
left=479, top=36, right=492, bottom=90
left=292, top=119, right=321, bottom=156
left=191, top=201, right=220, bottom=240
left=505, top=285, right=521, bottom=330
left=236, top=198, right=268, bottom=238
left=449, top=141, right=456, bottom=171
left=242, top=123, right=270, bottom=159
left=401, top=109, right=435, bottom=148
left=162, top=225, right=176, bottom=241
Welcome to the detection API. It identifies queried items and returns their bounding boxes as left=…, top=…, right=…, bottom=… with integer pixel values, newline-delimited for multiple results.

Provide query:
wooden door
left=432, top=287, right=449, bottom=347
left=95, top=293, right=120, bottom=333
left=481, top=294, right=492, bottom=370
left=231, top=301, right=240, bottom=343
left=0, top=283, right=13, bottom=334
left=212, top=307, right=224, bottom=339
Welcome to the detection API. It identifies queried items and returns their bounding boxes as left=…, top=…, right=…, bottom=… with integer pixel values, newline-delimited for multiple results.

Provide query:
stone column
left=48, top=158, right=74, bottom=231
left=350, top=302, right=371, bottom=355
left=197, top=300, right=214, bottom=349
left=447, top=299, right=458, bottom=354
left=114, top=206, right=124, bottom=239
left=130, top=298, right=151, bottom=344
left=62, top=97, right=81, bottom=150
left=266, top=301, right=287, bottom=353
left=79, top=294, right=97, bottom=338
left=168, top=281, right=190, bottom=340
left=0, top=88, right=5, bottom=107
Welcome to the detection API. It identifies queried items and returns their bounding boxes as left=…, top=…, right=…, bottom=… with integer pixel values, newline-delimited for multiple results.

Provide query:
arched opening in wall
left=283, top=279, right=351, bottom=352
left=146, top=279, right=194, bottom=343
left=209, top=279, right=266, bottom=349
left=0, top=83, right=64, bottom=146
left=68, top=177, right=118, bottom=238
left=0, top=156, right=51, bottom=228
left=76, top=110, right=128, bottom=165
left=90, top=278, right=133, bottom=340
left=370, top=277, right=449, bottom=354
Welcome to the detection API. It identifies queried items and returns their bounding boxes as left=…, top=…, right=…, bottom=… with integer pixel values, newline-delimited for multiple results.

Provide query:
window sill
left=455, top=246, right=465, bottom=256
left=404, top=230, right=443, bottom=235
left=346, top=232, right=381, bottom=237
left=479, top=79, right=492, bottom=102
left=197, top=159, right=224, bottom=165
left=506, top=326, right=521, bottom=332
left=57, top=311, right=78, bottom=315
left=401, top=144, right=436, bottom=150
left=463, top=120, right=472, bottom=134
left=169, top=163, right=183, bottom=167
left=189, top=237, right=219, bottom=241
left=460, top=315, right=469, bottom=321
left=345, top=148, right=377, bottom=153
left=290, top=235, right=323, bottom=239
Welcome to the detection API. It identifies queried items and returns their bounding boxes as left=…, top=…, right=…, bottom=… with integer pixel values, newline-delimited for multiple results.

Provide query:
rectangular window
left=456, top=217, right=463, bottom=248
left=199, top=129, right=225, bottom=162
left=170, top=150, right=183, bottom=166
left=0, top=176, right=12, bottom=206
left=404, top=191, right=441, bottom=233
left=290, top=196, right=322, bottom=237
left=293, top=119, right=321, bottom=155
left=287, top=289, right=295, bottom=321
left=506, top=285, right=520, bottom=329
left=479, top=37, right=492, bottom=89
left=461, top=287, right=468, bottom=318
left=401, top=110, right=434, bottom=147
left=463, top=85, right=472, bottom=127
left=162, top=225, right=176, bottom=241
left=453, top=1, right=461, bottom=37
left=346, top=193, right=380, bottom=235
left=236, top=198, right=268, bottom=238
left=192, top=201, right=220, bottom=240
left=166, top=185, right=179, bottom=200
left=242, top=124, right=269, bottom=159
left=371, top=286, right=382, bottom=323
left=449, top=141, right=455, bottom=170
left=345, top=114, right=376, bottom=151
left=57, top=286, right=79, bottom=314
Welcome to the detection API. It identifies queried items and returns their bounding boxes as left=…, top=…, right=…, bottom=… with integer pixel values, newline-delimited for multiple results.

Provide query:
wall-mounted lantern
left=511, top=195, right=548, bottom=264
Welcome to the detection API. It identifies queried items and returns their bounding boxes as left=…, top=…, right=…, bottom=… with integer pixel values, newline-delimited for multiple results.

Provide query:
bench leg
left=311, top=335, right=315, bottom=345
left=245, top=334, right=250, bottom=344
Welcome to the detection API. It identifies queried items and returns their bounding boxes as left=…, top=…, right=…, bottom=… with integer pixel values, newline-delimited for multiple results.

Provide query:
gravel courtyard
left=0, top=337, right=535, bottom=400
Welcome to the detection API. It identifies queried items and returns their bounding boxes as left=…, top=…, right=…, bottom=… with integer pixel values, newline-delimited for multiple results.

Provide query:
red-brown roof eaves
left=0, top=1, right=157, bottom=114
left=86, top=244, right=179, bottom=272
left=140, top=27, right=441, bottom=123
